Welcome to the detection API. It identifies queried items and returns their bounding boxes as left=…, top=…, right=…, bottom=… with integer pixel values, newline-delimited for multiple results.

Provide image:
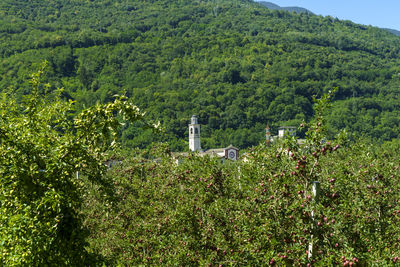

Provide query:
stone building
left=189, top=115, right=201, bottom=152
left=266, top=125, right=304, bottom=145
left=174, top=115, right=239, bottom=162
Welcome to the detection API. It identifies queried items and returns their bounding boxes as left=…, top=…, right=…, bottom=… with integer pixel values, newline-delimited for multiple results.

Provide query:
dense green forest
left=3, top=1, right=400, bottom=265
left=2, top=78, right=400, bottom=265
left=1, top=0, right=400, bottom=150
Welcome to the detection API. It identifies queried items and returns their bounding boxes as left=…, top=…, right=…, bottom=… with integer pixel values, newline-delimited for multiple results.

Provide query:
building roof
left=278, top=126, right=297, bottom=129
left=225, top=144, right=239, bottom=150
left=172, top=145, right=239, bottom=159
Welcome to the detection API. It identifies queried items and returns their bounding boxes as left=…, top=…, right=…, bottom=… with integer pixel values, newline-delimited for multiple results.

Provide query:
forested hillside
left=257, top=1, right=314, bottom=14
left=1, top=0, right=400, bottom=150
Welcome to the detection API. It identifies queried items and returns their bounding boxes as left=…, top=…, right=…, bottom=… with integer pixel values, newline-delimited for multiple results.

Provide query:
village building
left=173, top=115, right=239, bottom=163
left=266, top=125, right=305, bottom=145
left=174, top=115, right=305, bottom=164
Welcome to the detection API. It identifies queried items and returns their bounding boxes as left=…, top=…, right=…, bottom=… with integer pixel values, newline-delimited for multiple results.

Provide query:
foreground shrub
left=83, top=92, right=400, bottom=265
left=0, top=64, right=148, bottom=265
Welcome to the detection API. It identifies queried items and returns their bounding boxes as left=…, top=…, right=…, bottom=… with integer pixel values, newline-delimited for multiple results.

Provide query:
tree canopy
left=0, top=63, right=149, bottom=265
left=1, top=0, right=400, bottom=149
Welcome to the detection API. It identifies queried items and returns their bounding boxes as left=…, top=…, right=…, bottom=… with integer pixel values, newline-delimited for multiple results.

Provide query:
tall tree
left=0, top=63, right=152, bottom=265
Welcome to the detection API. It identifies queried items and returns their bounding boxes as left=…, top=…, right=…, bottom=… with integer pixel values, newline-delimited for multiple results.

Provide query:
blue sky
left=255, top=0, right=400, bottom=30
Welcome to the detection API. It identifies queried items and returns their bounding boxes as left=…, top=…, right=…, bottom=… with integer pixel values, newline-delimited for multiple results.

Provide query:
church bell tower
left=189, top=115, right=201, bottom=151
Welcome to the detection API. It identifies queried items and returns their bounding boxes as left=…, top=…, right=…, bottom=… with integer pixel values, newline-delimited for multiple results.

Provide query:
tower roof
left=190, top=115, right=198, bottom=124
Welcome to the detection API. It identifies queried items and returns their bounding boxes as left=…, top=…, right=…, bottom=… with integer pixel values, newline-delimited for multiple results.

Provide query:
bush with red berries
left=82, top=92, right=400, bottom=265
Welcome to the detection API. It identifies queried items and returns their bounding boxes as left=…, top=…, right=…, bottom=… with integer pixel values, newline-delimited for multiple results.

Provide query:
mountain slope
left=384, top=28, right=400, bottom=36
left=1, top=0, right=400, bottom=150
left=257, top=1, right=314, bottom=14
left=257, top=1, right=280, bottom=9
left=258, top=1, right=400, bottom=37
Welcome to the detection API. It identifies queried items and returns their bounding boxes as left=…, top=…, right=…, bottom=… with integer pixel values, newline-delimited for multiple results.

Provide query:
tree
left=0, top=63, right=152, bottom=265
